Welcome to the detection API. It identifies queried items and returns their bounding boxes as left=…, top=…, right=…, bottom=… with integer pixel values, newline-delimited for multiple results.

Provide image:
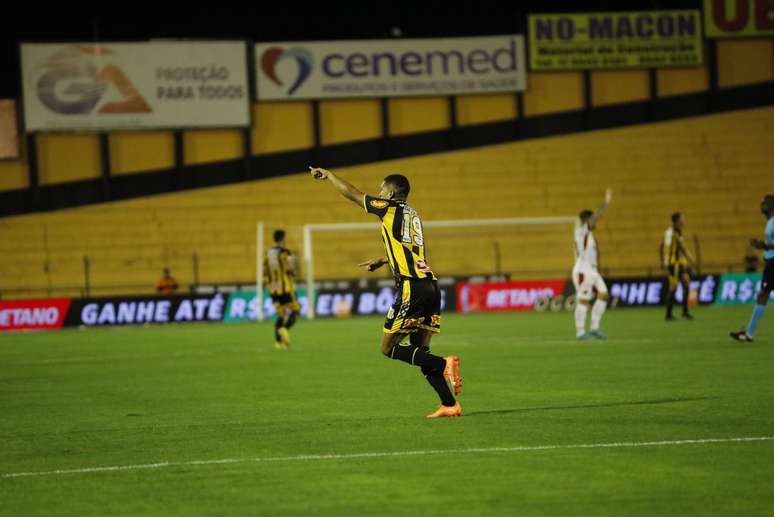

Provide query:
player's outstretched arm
left=309, top=166, right=364, bottom=206
left=751, top=238, right=774, bottom=251
left=358, top=257, right=388, bottom=272
left=590, top=188, right=613, bottom=227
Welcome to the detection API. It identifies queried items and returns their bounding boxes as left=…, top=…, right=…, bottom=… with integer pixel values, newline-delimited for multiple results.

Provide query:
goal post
left=256, top=221, right=265, bottom=322
left=302, top=216, right=577, bottom=319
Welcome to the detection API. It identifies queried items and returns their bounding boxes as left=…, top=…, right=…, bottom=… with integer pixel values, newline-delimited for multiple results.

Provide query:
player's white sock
left=575, top=302, right=589, bottom=337
left=590, top=299, right=608, bottom=331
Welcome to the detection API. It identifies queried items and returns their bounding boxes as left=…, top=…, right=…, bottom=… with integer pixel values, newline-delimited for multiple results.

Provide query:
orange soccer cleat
left=426, top=401, right=462, bottom=418
left=443, top=355, right=462, bottom=396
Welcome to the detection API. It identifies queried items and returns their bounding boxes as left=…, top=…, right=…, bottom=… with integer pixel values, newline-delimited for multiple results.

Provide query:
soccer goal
left=300, top=216, right=577, bottom=319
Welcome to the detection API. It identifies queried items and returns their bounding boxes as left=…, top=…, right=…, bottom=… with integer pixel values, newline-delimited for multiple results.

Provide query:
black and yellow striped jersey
left=264, top=246, right=296, bottom=295
left=663, top=227, right=687, bottom=266
left=364, top=194, right=435, bottom=282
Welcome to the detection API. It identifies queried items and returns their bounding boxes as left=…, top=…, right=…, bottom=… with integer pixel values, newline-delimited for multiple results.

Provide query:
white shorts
left=572, top=264, right=608, bottom=301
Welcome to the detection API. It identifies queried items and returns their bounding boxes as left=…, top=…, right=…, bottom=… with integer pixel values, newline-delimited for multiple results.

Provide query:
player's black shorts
left=667, top=261, right=690, bottom=289
left=763, top=259, right=774, bottom=292
left=383, top=278, right=441, bottom=334
left=270, top=292, right=300, bottom=314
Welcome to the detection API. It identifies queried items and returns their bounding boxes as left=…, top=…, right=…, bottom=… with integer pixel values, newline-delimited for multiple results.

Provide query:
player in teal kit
left=730, top=195, right=774, bottom=342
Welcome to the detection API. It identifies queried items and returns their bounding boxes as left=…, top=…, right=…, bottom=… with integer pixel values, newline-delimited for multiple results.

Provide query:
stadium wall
left=0, top=38, right=772, bottom=214
left=0, top=105, right=772, bottom=299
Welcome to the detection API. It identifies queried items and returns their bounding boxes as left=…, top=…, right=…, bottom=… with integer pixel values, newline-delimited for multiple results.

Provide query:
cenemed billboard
left=255, top=35, right=526, bottom=100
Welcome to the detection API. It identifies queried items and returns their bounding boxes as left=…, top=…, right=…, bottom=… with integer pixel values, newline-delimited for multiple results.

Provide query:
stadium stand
left=1, top=106, right=772, bottom=298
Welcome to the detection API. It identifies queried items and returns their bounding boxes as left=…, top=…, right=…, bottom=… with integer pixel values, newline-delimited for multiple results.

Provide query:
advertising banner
left=715, top=272, right=774, bottom=304
left=64, top=294, right=228, bottom=327
left=704, top=0, right=774, bottom=38
left=21, top=42, right=250, bottom=131
left=607, top=274, right=719, bottom=307
left=456, top=280, right=566, bottom=313
left=528, top=11, right=703, bottom=70
left=225, top=290, right=308, bottom=322
left=255, top=35, right=526, bottom=100
left=224, top=285, right=452, bottom=321
left=0, top=299, right=71, bottom=331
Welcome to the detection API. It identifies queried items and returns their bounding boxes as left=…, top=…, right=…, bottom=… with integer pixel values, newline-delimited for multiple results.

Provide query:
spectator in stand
left=156, top=267, right=179, bottom=295
left=744, top=244, right=760, bottom=273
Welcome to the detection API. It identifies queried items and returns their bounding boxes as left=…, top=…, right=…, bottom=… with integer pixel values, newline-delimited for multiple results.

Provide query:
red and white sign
left=456, top=280, right=566, bottom=313
left=0, top=299, right=71, bottom=331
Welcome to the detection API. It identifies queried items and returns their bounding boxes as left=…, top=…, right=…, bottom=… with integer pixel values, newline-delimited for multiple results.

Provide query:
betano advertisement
left=456, top=280, right=567, bottom=313
left=0, top=299, right=71, bottom=331
left=21, top=42, right=250, bottom=131
left=704, top=0, right=774, bottom=38
left=255, top=35, right=526, bottom=100
left=528, top=10, right=703, bottom=70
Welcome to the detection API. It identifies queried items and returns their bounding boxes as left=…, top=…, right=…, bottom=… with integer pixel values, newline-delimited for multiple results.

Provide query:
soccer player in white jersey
left=573, top=188, right=613, bottom=340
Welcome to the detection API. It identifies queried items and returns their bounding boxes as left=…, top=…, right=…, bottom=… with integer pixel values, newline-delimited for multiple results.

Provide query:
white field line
left=3, top=436, right=773, bottom=479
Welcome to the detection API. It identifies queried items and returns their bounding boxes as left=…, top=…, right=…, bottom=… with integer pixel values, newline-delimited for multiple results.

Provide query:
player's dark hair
left=383, top=174, right=410, bottom=198
left=273, top=229, right=286, bottom=243
left=578, top=209, right=593, bottom=222
left=671, top=212, right=682, bottom=224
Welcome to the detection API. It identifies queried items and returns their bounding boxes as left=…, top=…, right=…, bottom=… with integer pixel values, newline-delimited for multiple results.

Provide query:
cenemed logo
left=32, top=46, right=151, bottom=115
left=261, top=47, right=315, bottom=95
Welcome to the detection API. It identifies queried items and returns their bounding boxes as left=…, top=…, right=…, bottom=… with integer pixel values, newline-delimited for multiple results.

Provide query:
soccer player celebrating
left=730, top=195, right=774, bottom=342
left=573, top=188, right=612, bottom=340
left=309, top=166, right=462, bottom=418
left=265, top=229, right=300, bottom=349
left=662, top=212, right=695, bottom=321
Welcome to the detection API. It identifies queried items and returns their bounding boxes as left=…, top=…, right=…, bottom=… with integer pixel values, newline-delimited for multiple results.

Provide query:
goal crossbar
left=302, top=216, right=576, bottom=319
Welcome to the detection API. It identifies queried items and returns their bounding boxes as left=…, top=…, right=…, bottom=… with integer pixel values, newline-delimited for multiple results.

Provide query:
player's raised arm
left=309, top=166, right=365, bottom=206
left=589, top=188, right=613, bottom=227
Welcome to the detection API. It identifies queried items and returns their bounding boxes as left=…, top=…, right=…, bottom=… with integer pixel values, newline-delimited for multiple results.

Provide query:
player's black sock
left=285, top=311, right=298, bottom=330
left=388, top=343, right=445, bottom=371
left=666, top=290, right=676, bottom=318
left=274, top=319, right=283, bottom=341
left=421, top=365, right=456, bottom=407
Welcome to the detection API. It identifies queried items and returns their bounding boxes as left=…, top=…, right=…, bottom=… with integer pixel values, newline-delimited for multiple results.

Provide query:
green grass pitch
left=1, top=306, right=773, bottom=516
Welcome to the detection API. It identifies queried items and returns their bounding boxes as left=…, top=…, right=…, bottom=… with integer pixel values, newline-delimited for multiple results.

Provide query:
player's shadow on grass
left=466, top=396, right=719, bottom=417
